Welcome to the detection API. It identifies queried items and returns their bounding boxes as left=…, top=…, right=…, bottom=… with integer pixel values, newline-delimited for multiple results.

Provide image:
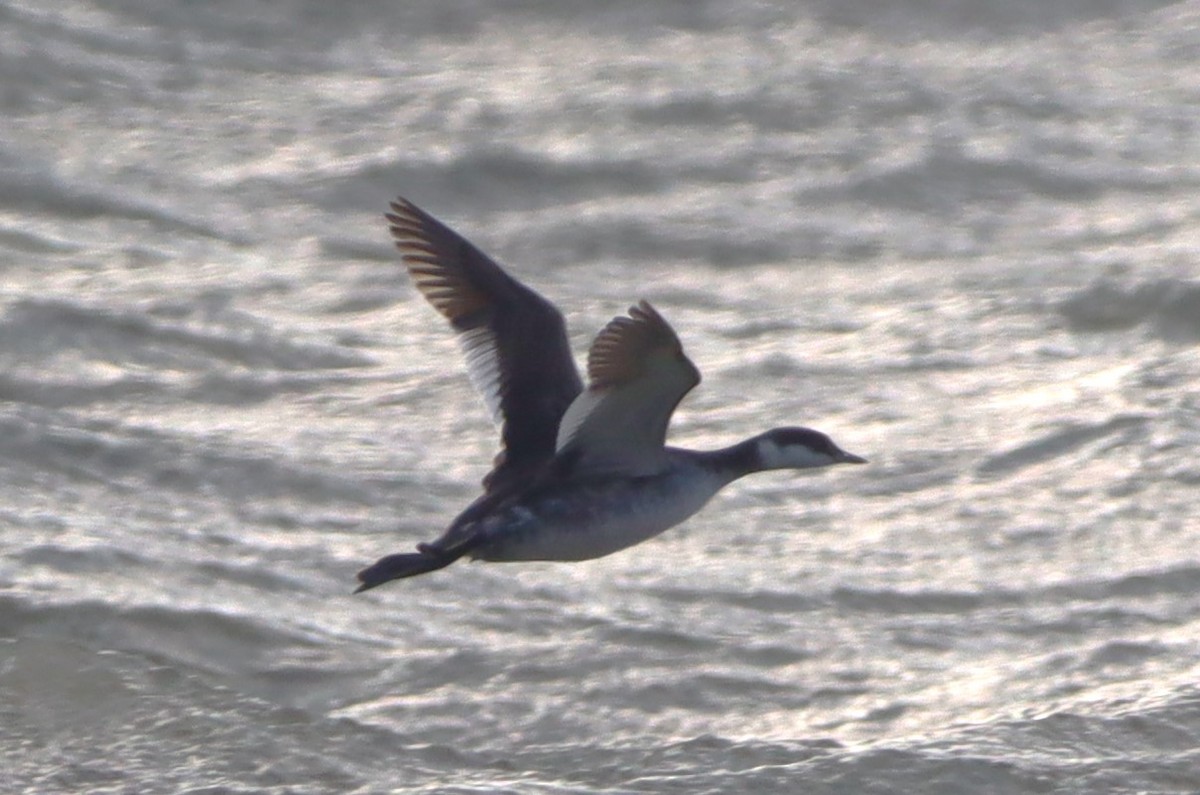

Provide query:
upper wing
left=386, top=198, right=583, bottom=491
left=555, top=301, right=700, bottom=477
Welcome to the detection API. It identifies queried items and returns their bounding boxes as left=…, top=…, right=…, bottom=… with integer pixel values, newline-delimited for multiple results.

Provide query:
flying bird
left=355, top=198, right=865, bottom=592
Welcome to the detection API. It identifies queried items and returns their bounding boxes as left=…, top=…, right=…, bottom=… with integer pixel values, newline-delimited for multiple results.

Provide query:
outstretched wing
left=386, top=198, right=583, bottom=491
left=555, top=301, right=700, bottom=477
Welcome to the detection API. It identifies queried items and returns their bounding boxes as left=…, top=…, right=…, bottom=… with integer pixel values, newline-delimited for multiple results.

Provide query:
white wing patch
left=458, top=325, right=503, bottom=424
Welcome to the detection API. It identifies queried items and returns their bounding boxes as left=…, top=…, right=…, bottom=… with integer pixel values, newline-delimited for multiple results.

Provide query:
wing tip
left=387, top=196, right=417, bottom=215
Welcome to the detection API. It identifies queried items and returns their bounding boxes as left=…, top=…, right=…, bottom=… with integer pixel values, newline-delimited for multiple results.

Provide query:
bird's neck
left=689, top=437, right=775, bottom=483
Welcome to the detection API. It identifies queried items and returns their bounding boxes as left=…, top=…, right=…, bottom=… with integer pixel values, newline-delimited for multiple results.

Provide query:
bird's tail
left=354, top=547, right=460, bottom=593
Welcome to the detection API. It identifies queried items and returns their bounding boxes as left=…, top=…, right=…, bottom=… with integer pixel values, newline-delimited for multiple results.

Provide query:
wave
left=821, top=145, right=1178, bottom=217
left=0, top=405, right=377, bottom=505
left=308, top=147, right=667, bottom=217
left=0, top=631, right=400, bottom=795
left=802, top=0, right=1184, bottom=36
left=1059, top=277, right=1200, bottom=340
left=0, top=151, right=238, bottom=241
left=0, top=297, right=372, bottom=376
left=826, top=563, right=1200, bottom=619
left=976, top=414, right=1150, bottom=479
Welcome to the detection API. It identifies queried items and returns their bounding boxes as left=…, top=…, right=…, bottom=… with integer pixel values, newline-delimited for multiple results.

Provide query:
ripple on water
left=975, top=414, right=1150, bottom=480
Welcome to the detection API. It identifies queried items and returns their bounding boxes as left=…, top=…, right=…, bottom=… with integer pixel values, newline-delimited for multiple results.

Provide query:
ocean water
left=2, top=1, right=1200, bottom=792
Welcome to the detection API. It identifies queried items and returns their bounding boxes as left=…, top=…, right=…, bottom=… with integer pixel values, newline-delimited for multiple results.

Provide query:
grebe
left=355, top=198, right=865, bottom=592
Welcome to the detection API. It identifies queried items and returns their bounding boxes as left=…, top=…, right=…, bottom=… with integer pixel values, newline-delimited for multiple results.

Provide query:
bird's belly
left=470, top=473, right=720, bottom=563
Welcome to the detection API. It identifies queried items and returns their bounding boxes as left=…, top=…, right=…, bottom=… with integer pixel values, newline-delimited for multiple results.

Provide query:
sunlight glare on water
left=2, top=0, right=1200, bottom=793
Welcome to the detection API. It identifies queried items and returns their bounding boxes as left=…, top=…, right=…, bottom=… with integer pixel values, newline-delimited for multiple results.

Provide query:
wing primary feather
left=385, top=197, right=583, bottom=491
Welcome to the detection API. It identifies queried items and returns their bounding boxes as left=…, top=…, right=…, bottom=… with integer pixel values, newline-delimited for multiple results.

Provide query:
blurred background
left=1, top=1, right=1199, bottom=792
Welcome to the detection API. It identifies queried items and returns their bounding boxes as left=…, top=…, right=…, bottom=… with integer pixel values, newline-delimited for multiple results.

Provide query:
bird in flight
left=355, top=198, right=865, bottom=592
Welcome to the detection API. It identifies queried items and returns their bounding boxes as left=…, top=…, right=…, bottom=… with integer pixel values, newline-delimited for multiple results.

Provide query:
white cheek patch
left=756, top=438, right=832, bottom=470
left=756, top=438, right=787, bottom=470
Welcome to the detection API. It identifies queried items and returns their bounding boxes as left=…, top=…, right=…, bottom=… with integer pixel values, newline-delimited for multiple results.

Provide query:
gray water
left=3, top=1, right=1200, bottom=793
